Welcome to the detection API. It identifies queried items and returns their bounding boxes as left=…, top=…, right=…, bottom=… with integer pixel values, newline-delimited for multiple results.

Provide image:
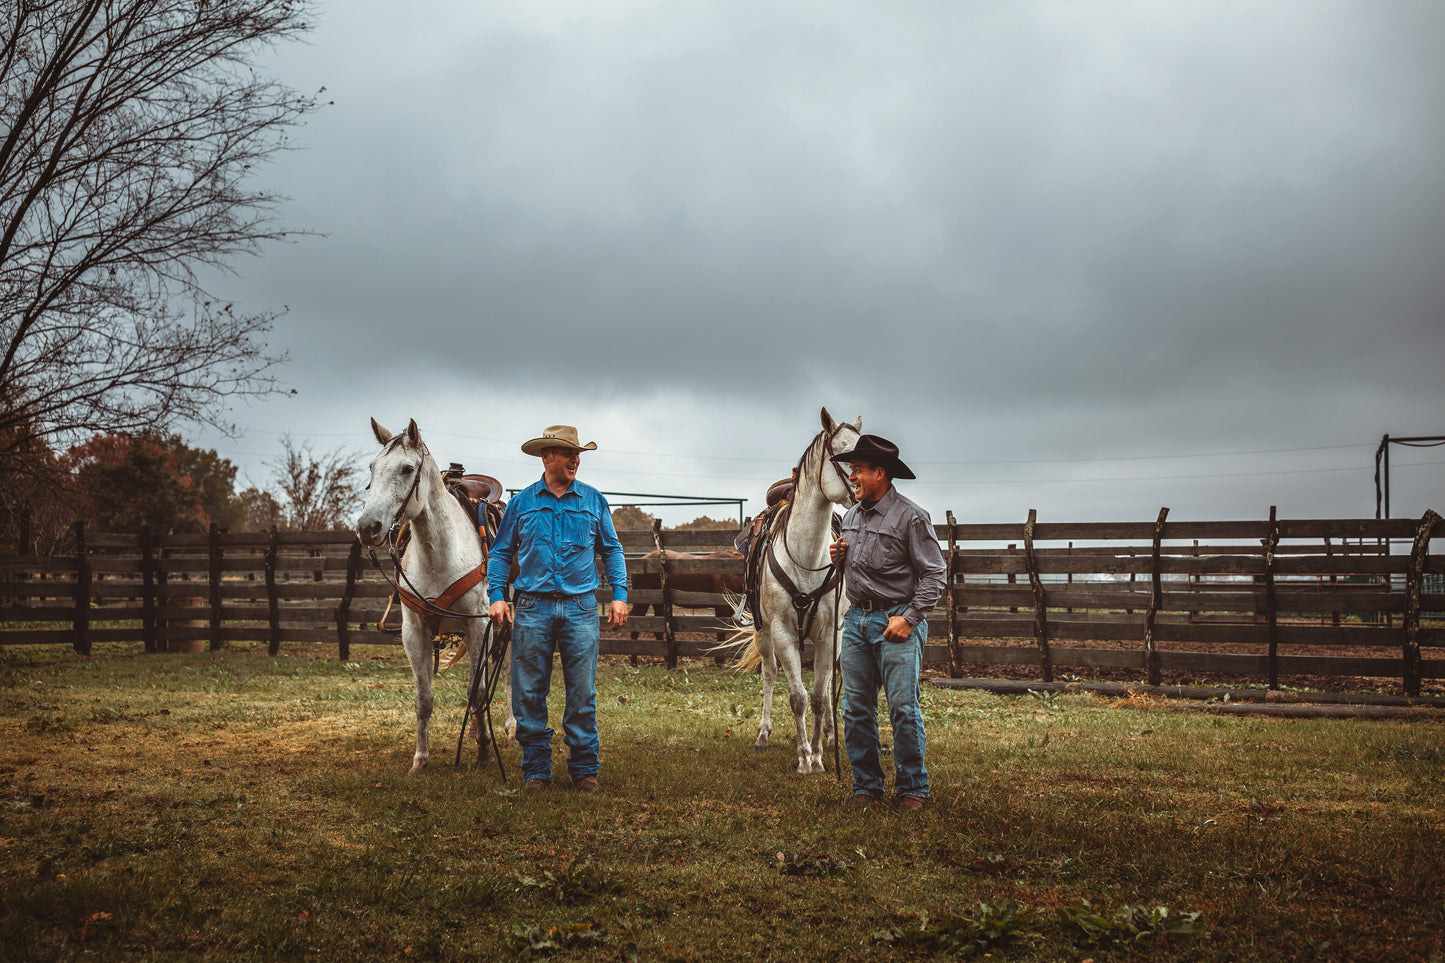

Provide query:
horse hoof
left=754, top=735, right=770, bottom=749
left=407, top=759, right=428, bottom=776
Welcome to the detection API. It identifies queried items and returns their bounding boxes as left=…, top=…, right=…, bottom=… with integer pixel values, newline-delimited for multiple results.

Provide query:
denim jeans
left=840, top=604, right=928, bottom=799
left=509, top=592, right=600, bottom=783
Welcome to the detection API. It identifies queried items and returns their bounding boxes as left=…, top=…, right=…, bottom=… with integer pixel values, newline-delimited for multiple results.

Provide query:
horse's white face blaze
left=818, top=420, right=862, bottom=509
left=356, top=437, right=426, bottom=547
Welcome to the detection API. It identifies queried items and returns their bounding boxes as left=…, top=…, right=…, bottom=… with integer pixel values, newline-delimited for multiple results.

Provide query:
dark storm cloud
left=211, top=1, right=1445, bottom=523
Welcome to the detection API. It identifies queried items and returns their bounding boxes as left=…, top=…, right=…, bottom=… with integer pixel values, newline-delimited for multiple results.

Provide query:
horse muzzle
left=356, top=516, right=387, bottom=547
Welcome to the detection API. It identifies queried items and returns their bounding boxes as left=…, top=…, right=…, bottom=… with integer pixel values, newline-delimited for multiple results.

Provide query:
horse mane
left=794, top=429, right=827, bottom=481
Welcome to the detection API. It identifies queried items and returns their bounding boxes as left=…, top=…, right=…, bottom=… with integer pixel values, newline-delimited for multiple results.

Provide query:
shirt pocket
left=557, top=507, right=597, bottom=558
left=869, top=531, right=909, bottom=572
left=518, top=506, right=552, bottom=545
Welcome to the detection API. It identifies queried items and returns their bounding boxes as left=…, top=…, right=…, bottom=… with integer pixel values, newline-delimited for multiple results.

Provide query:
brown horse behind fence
left=630, top=550, right=745, bottom=642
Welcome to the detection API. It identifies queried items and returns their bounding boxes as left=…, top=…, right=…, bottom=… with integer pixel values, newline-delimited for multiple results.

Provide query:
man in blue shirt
left=488, top=425, right=629, bottom=792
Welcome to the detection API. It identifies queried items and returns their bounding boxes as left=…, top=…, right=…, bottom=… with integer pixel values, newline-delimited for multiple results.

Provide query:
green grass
left=1, top=643, right=1443, bottom=961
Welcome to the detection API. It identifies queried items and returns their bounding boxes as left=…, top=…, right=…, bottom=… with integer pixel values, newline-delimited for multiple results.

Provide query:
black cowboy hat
left=829, top=434, right=916, bottom=480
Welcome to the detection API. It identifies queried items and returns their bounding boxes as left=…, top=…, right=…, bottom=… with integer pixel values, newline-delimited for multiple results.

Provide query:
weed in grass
left=511, top=858, right=628, bottom=905
left=873, top=901, right=1043, bottom=956
left=1061, top=897, right=1207, bottom=947
left=508, top=920, right=606, bottom=957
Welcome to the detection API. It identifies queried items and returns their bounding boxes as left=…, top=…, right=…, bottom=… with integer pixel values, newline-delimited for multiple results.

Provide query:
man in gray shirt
left=828, top=434, right=946, bottom=810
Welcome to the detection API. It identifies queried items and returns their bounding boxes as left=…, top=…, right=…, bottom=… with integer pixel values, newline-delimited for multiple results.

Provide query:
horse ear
left=820, top=407, right=834, bottom=431
left=371, top=418, right=393, bottom=445
left=405, top=419, right=421, bottom=448
left=852, top=416, right=862, bottom=430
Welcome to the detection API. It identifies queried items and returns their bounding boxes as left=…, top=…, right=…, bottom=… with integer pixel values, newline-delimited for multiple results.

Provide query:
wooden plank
left=0, top=581, right=77, bottom=598
left=953, top=554, right=1418, bottom=577
left=628, top=558, right=745, bottom=575
left=0, top=629, right=75, bottom=645
left=615, top=530, right=742, bottom=551
left=624, top=589, right=734, bottom=608
left=615, top=615, right=736, bottom=634
left=938, top=519, right=1423, bottom=542
left=0, top=606, right=76, bottom=620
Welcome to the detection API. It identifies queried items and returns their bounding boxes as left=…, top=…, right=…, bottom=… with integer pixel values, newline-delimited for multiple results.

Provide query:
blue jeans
left=841, top=604, right=928, bottom=799
left=509, top=592, right=600, bottom=783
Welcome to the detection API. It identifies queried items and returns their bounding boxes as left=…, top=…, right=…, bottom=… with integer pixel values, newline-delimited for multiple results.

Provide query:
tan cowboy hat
left=520, top=425, right=599, bottom=457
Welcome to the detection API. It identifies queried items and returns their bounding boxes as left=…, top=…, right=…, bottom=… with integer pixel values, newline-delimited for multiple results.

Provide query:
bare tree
left=268, top=434, right=360, bottom=531
left=0, top=0, right=320, bottom=465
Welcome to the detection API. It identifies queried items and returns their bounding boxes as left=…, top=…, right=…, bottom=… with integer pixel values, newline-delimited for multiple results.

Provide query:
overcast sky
left=191, top=0, right=1445, bottom=530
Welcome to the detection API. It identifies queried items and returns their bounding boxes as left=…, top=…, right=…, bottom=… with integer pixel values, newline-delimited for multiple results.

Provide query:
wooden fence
left=2, top=511, right=1441, bottom=693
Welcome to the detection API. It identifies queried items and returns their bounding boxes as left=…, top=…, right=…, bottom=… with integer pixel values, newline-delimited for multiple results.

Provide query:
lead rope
left=830, top=551, right=847, bottom=782
left=455, top=618, right=513, bottom=781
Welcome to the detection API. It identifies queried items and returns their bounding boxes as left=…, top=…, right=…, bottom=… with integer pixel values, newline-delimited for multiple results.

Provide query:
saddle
left=443, top=466, right=506, bottom=545
left=736, top=477, right=841, bottom=634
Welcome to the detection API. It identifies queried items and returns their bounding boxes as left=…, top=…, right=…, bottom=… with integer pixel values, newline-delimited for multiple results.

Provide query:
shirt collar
left=861, top=484, right=900, bottom=519
left=530, top=475, right=580, bottom=501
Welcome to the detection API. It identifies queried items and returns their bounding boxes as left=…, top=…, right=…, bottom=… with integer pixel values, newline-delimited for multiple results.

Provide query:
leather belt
left=853, top=597, right=907, bottom=612
left=522, top=590, right=591, bottom=600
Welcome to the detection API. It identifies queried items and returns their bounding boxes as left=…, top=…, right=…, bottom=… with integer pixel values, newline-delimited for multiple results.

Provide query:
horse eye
left=400, top=464, right=413, bottom=475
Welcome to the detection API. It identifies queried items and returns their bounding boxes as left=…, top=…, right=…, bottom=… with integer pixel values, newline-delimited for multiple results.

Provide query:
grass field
left=2, top=643, right=1443, bottom=961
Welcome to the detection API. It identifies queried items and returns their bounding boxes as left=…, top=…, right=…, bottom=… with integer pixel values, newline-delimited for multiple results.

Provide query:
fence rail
left=3, top=510, right=1442, bottom=693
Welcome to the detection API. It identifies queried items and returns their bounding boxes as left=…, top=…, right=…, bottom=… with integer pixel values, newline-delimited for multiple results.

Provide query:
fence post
left=72, top=521, right=91, bottom=656
left=1143, top=508, right=1169, bottom=686
left=265, top=530, right=281, bottom=656
left=336, top=538, right=362, bottom=661
left=652, top=519, right=677, bottom=668
left=1264, top=506, right=1280, bottom=690
left=1402, top=509, right=1442, bottom=697
left=945, top=510, right=961, bottom=678
left=1024, top=509, right=1052, bottom=683
left=208, top=523, right=222, bottom=651
left=140, top=525, right=157, bottom=654
left=156, top=536, right=171, bottom=652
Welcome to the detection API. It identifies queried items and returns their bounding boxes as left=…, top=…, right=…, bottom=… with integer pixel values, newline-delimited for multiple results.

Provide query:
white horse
left=735, top=408, right=861, bottom=774
left=355, top=418, right=515, bottom=776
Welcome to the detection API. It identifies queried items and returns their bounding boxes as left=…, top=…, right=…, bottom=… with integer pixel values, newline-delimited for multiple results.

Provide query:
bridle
left=776, top=422, right=858, bottom=574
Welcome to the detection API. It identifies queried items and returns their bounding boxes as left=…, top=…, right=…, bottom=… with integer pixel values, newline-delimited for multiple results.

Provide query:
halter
left=776, top=422, right=858, bottom=575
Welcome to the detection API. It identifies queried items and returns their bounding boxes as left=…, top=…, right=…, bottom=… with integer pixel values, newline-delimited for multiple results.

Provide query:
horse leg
left=754, top=627, right=775, bottom=749
left=500, top=644, right=518, bottom=746
left=773, top=622, right=817, bottom=774
left=401, top=618, right=434, bottom=776
left=628, top=601, right=647, bottom=642
left=808, top=628, right=836, bottom=768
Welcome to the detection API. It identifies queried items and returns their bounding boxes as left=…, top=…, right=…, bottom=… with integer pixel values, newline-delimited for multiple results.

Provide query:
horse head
left=356, top=417, right=437, bottom=547
left=816, top=407, right=862, bottom=509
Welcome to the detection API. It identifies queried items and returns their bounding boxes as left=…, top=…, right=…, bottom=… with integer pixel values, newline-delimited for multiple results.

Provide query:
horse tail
left=708, top=626, right=766, bottom=672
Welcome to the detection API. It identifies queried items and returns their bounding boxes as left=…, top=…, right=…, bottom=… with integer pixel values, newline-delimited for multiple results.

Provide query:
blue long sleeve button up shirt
left=487, top=477, right=629, bottom=604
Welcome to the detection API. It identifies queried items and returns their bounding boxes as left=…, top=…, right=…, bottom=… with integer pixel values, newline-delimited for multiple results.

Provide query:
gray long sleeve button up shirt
left=838, top=485, right=947, bottom=628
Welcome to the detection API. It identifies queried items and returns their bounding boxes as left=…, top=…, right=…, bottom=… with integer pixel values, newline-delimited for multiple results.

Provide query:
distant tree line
left=0, top=431, right=360, bottom=555
left=610, top=504, right=739, bottom=533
